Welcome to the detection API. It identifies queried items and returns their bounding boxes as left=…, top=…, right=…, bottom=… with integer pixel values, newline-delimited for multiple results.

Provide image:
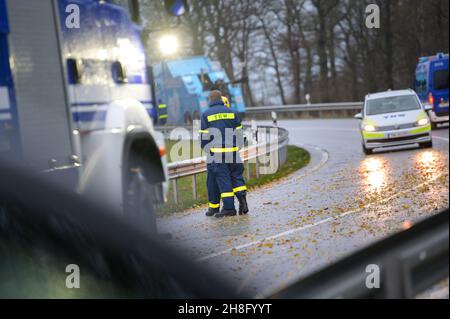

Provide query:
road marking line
left=197, top=140, right=449, bottom=262
left=197, top=131, right=449, bottom=262
left=236, top=144, right=329, bottom=200
left=434, top=136, right=449, bottom=142
left=291, top=144, right=329, bottom=178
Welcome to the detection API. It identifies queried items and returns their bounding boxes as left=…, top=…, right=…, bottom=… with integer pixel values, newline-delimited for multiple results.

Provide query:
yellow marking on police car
left=362, top=131, right=385, bottom=139
left=410, top=123, right=431, bottom=134
left=416, top=111, right=428, bottom=121
left=362, top=117, right=378, bottom=126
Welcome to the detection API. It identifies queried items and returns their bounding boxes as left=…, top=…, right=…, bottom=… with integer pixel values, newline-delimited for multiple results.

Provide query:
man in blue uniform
left=199, top=90, right=249, bottom=218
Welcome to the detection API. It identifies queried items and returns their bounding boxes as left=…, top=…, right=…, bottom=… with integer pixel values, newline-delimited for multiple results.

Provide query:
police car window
left=366, top=95, right=421, bottom=116
left=434, top=70, right=449, bottom=90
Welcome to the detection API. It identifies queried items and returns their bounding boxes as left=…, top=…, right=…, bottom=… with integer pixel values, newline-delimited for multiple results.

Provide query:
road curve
left=158, top=119, right=449, bottom=296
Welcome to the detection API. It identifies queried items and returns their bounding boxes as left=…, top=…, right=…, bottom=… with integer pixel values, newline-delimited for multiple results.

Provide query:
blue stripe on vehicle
left=70, top=101, right=154, bottom=122
left=73, top=111, right=107, bottom=122
left=70, top=100, right=153, bottom=107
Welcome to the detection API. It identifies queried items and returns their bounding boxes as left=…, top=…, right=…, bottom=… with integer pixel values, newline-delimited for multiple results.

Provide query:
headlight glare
left=364, top=124, right=377, bottom=132
left=417, top=118, right=429, bottom=126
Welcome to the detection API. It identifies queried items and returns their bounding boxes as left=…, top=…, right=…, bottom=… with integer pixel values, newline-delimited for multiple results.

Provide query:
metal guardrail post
left=255, top=127, right=260, bottom=179
left=255, top=157, right=260, bottom=179
left=172, top=178, right=179, bottom=205
left=246, top=160, right=251, bottom=180
left=192, top=174, right=197, bottom=200
left=271, top=111, right=278, bottom=127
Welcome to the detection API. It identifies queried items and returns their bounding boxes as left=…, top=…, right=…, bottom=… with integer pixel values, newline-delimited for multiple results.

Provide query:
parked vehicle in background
left=415, top=53, right=449, bottom=129
left=355, top=89, right=432, bottom=155
left=153, top=56, right=246, bottom=126
left=0, top=0, right=171, bottom=232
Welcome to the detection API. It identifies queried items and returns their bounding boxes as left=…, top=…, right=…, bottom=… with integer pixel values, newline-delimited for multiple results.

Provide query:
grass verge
left=156, top=145, right=310, bottom=216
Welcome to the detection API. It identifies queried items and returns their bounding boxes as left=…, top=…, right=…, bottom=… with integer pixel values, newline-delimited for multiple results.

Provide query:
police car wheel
left=125, top=167, right=157, bottom=233
left=362, top=144, right=373, bottom=155
left=419, top=141, right=433, bottom=149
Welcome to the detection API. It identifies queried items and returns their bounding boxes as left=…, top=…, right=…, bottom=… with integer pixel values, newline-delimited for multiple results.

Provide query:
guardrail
left=166, top=125, right=289, bottom=205
left=243, top=102, right=364, bottom=120
left=270, top=209, right=449, bottom=299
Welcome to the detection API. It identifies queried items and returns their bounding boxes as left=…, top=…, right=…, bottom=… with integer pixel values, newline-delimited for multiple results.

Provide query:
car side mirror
left=423, top=104, right=433, bottom=112
left=354, top=113, right=363, bottom=120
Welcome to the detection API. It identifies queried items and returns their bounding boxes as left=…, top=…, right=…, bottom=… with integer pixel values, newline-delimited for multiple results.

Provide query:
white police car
left=355, top=89, right=433, bottom=155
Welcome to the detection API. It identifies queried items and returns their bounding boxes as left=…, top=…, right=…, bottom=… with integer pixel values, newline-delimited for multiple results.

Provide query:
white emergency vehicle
left=0, top=0, right=172, bottom=231
left=355, top=89, right=433, bottom=155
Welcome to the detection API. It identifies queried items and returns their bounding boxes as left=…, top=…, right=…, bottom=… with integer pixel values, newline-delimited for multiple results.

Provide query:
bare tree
left=311, top=0, right=340, bottom=102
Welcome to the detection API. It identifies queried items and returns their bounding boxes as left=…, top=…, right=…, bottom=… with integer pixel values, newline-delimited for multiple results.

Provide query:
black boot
left=206, top=207, right=219, bottom=217
left=215, top=209, right=237, bottom=218
left=237, top=194, right=249, bottom=215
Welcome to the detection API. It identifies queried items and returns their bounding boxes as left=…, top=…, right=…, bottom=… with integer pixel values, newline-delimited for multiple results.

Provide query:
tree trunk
left=317, top=7, right=330, bottom=102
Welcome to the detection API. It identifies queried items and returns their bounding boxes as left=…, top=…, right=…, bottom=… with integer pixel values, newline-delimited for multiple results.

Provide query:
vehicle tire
left=362, top=144, right=373, bottom=155
left=431, top=122, right=438, bottom=130
left=419, top=141, right=433, bottom=149
left=125, top=167, right=158, bottom=234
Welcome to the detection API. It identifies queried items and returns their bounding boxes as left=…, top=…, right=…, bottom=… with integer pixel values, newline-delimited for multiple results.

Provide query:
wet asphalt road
left=158, top=119, right=449, bottom=297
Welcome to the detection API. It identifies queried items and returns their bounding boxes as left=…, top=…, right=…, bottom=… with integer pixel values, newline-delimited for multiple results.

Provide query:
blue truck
left=415, top=53, right=449, bottom=129
left=152, top=56, right=246, bottom=126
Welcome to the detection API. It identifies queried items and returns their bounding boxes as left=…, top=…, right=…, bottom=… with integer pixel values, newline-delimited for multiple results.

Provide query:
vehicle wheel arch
left=122, top=130, right=165, bottom=188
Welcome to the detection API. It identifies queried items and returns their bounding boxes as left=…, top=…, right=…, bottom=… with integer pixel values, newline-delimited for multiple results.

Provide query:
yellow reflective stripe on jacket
left=221, top=192, right=234, bottom=198
left=235, top=125, right=243, bottom=130
left=233, top=186, right=247, bottom=193
left=159, top=115, right=168, bottom=119
left=207, top=113, right=235, bottom=122
left=209, top=203, right=220, bottom=209
left=199, top=130, right=209, bottom=134
left=158, top=104, right=167, bottom=109
left=210, top=147, right=239, bottom=153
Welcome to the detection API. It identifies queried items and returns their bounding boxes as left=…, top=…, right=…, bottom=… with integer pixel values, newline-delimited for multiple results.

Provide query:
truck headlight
left=363, top=124, right=377, bottom=132
left=417, top=118, right=429, bottom=126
